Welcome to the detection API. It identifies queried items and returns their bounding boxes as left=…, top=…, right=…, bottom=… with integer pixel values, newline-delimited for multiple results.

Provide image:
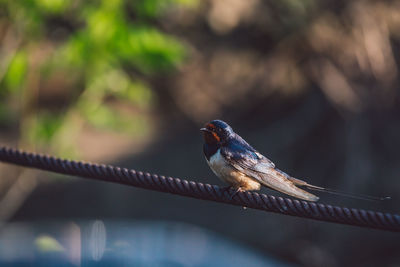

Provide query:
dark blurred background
left=0, top=0, right=399, bottom=266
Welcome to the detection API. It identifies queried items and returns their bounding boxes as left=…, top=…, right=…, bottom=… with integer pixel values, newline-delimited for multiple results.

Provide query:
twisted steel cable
left=0, top=146, right=399, bottom=232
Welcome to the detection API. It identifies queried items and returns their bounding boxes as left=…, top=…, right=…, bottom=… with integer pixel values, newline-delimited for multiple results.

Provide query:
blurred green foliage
left=0, top=0, right=195, bottom=156
left=3, top=50, right=28, bottom=91
left=35, top=235, right=65, bottom=253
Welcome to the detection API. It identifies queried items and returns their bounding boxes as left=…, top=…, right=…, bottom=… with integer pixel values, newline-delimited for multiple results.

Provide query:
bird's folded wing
left=220, top=144, right=275, bottom=171
left=220, top=147, right=319, bottom=201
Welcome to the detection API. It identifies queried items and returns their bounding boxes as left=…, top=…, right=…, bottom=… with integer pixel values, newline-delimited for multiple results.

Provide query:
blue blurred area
left=0, top=220, right=290, bottom=267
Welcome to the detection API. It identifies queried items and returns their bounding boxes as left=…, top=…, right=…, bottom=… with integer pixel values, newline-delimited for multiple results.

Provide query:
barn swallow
left=200, top=120, right=390, bottom=202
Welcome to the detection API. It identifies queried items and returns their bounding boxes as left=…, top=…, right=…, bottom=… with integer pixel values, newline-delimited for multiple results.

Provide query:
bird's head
left=200, top=120, right=234, bottom=145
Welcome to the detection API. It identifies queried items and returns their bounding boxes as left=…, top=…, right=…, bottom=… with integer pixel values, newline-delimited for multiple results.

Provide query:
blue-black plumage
left=200, top=119, right=319, bottom=201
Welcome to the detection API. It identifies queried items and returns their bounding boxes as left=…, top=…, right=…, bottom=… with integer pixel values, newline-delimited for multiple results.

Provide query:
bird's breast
left=207, top=149, right=261, bottom=190
left=207, top=149, right=232, bottom=178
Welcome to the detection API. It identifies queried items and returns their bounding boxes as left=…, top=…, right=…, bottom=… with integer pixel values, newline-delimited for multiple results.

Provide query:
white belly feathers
left=207, top=148, right=232, bottom=178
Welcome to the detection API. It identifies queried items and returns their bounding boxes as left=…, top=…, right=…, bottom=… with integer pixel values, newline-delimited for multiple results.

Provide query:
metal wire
left=0, top=146, right=399, bottom=232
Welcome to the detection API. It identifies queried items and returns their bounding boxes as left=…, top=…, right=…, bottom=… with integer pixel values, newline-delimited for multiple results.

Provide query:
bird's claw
left=221, top=186, right=242, bottom=200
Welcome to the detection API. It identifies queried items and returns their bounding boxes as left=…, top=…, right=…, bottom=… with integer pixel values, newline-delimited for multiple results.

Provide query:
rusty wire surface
left=0, top=146, right=399, bottom=232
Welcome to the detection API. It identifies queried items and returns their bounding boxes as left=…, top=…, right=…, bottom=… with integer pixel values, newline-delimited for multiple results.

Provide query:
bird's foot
left=223, top=187, right=243, bottom=200
left=230, top=187, right=241, bottom=200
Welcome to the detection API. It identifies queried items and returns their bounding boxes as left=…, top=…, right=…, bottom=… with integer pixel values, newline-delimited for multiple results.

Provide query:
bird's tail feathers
left=258, top=170, right=319, bottom=202
left=288, top=177, right=391, bottom=202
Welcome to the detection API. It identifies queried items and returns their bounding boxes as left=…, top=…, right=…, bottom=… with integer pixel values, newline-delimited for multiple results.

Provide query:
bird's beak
left=200, top=128, right=211, bottom=133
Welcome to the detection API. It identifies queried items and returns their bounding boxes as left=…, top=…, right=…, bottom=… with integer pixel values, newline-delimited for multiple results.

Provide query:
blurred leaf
left=87, top=8, right=121, bottom=44
left=4, top=50, right=28, bottom=92
left=120, top=26, right=186, bottom=73
left=118, top=81, right=154, bottom=108
left=59, top=33, right=91, bottom=68
left=132, top=0, right=198, bottom=18
left=27, top=112, right=64, bottom=145
left=133, top=0, right=169, bottom=18
left=104, top=70, right=154, bottom=107
left=36, top=0, right=69, bottom=14
left=35, top=235, right=65, bottom=253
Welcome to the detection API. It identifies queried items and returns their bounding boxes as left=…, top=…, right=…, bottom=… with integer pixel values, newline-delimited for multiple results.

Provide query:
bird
left=200, top=119, right=390, bottom=202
